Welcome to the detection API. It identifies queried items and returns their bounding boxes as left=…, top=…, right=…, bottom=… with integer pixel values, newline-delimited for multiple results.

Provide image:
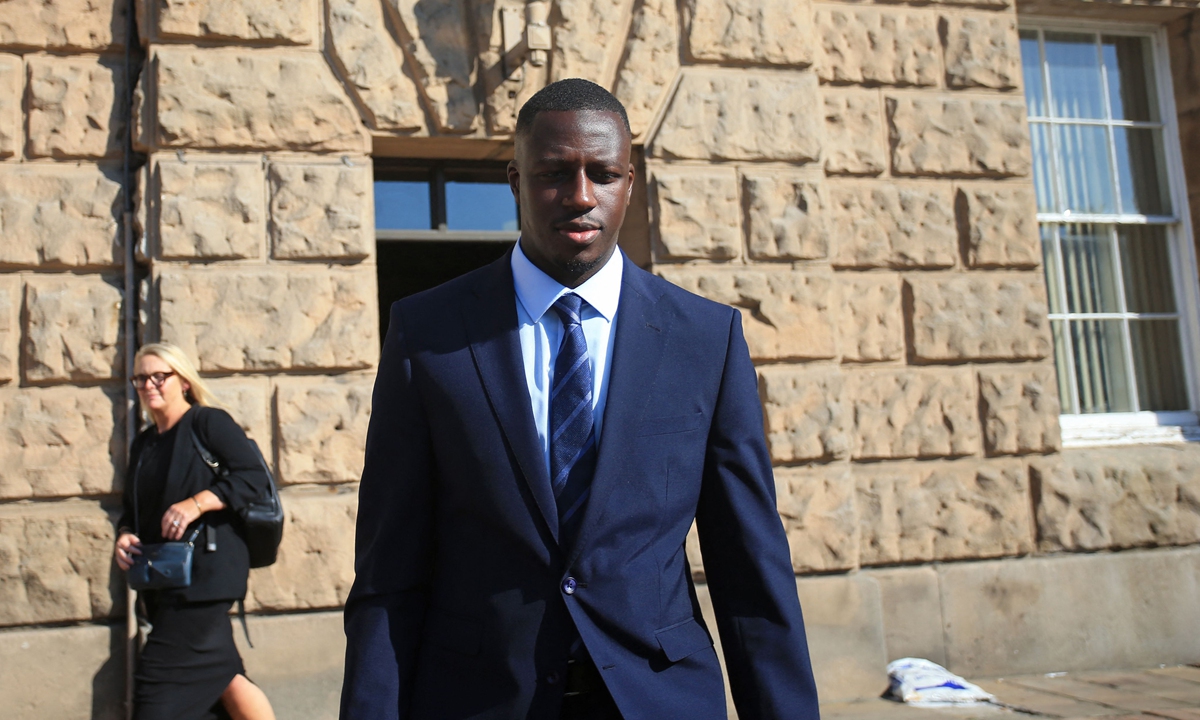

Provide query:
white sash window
left=1020, top=23, right=1200, bottom=444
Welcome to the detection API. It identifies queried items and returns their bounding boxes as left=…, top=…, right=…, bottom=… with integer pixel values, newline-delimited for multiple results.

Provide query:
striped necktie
left=549, top=292, right=597, bottom=549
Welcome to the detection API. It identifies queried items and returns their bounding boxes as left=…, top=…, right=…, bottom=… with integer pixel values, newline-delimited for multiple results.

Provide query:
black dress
left=120, top=406, right=270, bottom=720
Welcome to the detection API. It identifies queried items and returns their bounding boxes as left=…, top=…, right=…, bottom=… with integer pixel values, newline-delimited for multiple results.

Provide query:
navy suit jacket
left=341, top=252, right=820, bottom=720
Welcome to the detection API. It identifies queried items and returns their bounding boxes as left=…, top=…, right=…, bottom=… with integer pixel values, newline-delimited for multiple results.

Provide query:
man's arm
left=695, top=310, right=821, bottom=720
left=341, top=304, right=437, bottom=720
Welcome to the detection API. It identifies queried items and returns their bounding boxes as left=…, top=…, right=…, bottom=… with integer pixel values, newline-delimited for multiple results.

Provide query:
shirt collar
left=511, top=240, right=623, bottom=323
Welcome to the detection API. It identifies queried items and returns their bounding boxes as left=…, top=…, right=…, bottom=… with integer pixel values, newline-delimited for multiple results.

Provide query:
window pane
left=1070, top=319, right=1133, bottom=413
left=1042, top=225, right=1063, bottom=314
left=1061, top=223, right=1119, bottom=314
left=1030, top=123, right=1056, bottom=213
left=1045, top=32, right=1105, bottom=119
left=1054, top=124, right=1116, bottom=214
left=1130, top=320, right=1188, bottom=411
left=1021, top=30, right=1047, bottom=117
left=445, top=181, right=518, bottom=231
left=1102, top=35, right=1159, bottom=122
left=375, top=181, right=431, bottom=229
left=1051, top=320, right=1075, bottom=412
left=1118, top=225, right=1176, bottom=313
left=1113, top=127, right=1171, bottom=216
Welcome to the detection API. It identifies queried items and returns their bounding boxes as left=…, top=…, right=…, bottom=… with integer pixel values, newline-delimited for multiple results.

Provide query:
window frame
left=373, top=159, right=520, bottom=243
left=1019, top=18, right=1200, bottom=446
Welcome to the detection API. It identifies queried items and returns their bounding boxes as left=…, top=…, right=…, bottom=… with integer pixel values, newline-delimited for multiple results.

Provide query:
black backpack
left=190, top=428, right=284, bottom=569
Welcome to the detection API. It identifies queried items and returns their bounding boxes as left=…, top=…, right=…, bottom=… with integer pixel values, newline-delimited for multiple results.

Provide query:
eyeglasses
left=130, top=371, right=177, bottom=389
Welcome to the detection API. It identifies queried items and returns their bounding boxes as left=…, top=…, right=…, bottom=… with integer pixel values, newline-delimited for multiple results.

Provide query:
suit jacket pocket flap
left=638, top=411, right=704, bottom=437
left=426, top=610, right=482, bottom=656
left=655, top=618, right=712, bottom=663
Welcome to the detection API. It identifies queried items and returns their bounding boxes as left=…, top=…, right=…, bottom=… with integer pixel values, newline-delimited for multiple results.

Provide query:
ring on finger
left=172, top=519, right=180, bottom=526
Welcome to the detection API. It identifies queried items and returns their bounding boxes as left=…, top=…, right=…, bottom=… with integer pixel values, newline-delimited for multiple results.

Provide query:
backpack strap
left=237, top=598, right=253, bottom=648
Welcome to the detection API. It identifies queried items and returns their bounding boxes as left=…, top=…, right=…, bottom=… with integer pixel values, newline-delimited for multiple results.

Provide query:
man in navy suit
left=341, top=79, right=820, bottom=720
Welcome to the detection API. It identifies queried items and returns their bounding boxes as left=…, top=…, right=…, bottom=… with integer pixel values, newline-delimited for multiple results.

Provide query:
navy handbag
left=127, top=528, right=200, bottom=591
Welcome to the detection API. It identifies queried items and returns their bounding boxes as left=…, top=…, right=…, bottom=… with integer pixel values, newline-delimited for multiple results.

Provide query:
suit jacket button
left=545, top=671, right=561, bottom=685
left=562, top=577, right=577, bottom=595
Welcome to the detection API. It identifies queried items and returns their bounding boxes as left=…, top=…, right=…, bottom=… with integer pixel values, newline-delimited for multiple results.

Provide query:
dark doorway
left=376, top=241, right=513, bottom=338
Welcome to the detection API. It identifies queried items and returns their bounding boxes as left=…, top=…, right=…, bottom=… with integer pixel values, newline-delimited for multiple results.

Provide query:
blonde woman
left=114, top=343, right=276, bottom=720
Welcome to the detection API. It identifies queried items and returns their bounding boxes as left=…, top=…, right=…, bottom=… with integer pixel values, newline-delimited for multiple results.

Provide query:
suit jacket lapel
left=464, top=254, right=560, bottom=542
left=569, top=259, right=669, bottom=565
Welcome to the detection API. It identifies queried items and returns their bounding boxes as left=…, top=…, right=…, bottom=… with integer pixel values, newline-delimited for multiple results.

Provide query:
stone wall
left=3, top=0, right=1200, bottom=717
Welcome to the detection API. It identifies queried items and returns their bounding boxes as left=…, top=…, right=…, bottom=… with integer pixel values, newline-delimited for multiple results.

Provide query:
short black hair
left=515, top=78, right=631, bottom=138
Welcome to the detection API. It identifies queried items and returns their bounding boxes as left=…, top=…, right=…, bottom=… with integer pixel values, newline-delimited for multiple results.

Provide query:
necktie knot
left=553, top=293, right=584, bottom=329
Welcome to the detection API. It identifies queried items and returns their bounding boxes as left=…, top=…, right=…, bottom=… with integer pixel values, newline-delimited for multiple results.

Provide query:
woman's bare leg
left=221, top=674, right=276, bottom=720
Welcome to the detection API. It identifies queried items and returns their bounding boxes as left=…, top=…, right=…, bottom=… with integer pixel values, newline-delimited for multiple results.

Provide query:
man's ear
left=507, top=160, right=520, bottom=203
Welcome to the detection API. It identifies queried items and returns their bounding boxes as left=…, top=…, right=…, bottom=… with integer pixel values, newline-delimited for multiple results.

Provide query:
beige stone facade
left=3, top=0, right=1200, bottom=717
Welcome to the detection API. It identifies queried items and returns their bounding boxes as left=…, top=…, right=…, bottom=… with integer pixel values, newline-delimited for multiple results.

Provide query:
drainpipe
left=121, top=3, right=140, bottom=718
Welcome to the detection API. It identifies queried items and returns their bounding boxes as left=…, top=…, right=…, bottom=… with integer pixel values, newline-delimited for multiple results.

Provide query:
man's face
left=508, top=110, right=634, bottom=288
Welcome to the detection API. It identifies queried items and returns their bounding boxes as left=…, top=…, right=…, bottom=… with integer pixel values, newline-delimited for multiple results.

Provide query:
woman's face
left=134, top=353, right=191, bottom=416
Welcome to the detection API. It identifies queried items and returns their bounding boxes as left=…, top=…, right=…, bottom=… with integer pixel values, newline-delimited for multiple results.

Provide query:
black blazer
left=341, top=252, right=819, bottom=720
left=119, top=405, right=270, bottom=603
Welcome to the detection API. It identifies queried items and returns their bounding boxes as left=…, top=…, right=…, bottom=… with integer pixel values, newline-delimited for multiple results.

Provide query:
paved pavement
left=823, top=665, right=1200, bottom=720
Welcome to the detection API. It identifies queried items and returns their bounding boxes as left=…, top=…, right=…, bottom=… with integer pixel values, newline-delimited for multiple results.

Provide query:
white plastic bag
left=886, top=658, right=996, bottom=706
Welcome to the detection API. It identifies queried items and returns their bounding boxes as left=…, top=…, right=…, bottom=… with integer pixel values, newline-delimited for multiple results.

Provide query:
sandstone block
left=938, top=547, right=1200, bottom=676
left=0, top=624, right=123, bottom=720
left=155, top=47, right=370, bottom=152
left=944, top=14, right=1021, bottom=89
left=0, top=165, right=122, bottom=267
left=839, top=274, right=904, bottom=363
left=823, top=91, right=886, bottom=176
left=742, top=173, right=829, bottom=260
left=551, top=0, right=631, bottom=85
left=206, top=376, right=272, bottom=451
left=275, top=375, right=372, bottom=485
left=774, top=464, right=859, bottom=572
left=864, top=565, right=947, bottom=664
left=0, top=277, right=16, bottom=382
left=158, top=267, right=379, bottom=372
left=684, top=0, right=814, bottom=66
left=156, top=160, right=265, bottom=260
left=857, top=459, right=1033, bottom=564
left=613, top=0, right=679, bottom=139
left=0, top=386, right=122, bottom=500
left=1035, top=445, right=1200, bottom=552
left=909, top=274, right=1052, bottom=361
left=0, top=0, right=127, bottom=50
left=27, top=54, right=124, bottom=158
left=232, top=611, right=346, bottom=720
left=0, top=500, right=117, bottom=626
left=889, top=96, right=1031, bottom=177
left=649, top=169, right=740, bottom=260
left=962, top=185, right=1041, bottom=267
left=658, top=268, right=835, bottom=360
left=326, top=0, right=426, bottom=132
left=650, top=71, right=821, bottom=162
left=246, top=485, right=357, bottom=611
left=830, top=183, right=956, bottom=268
left=269, top=162, right=372, bottom=260
left=157, top=0, right=316, bottom=44
left=795, top=574, right=890, bottom=702
left=847, top=368, right=981, bottom=459
left=0, top=54, right=19, bottom=157
left=387, top=0, right=478, bottom=133
left=1169, top=16, right=1200, bottom=116
left=817, top=7, right=939, bottom=86
left=979, top=366, right=1061, bottom=455
left=759, top=366, right=850, bottom=463
left=23, top=276, right=122, bottom=382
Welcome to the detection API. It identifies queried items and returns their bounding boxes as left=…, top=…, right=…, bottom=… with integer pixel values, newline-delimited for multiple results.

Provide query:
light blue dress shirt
left=511, top=241, right=623, bottom=474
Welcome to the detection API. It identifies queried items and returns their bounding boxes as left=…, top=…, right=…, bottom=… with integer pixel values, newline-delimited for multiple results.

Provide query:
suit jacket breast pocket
left=638, top=411, right=704, bottom=437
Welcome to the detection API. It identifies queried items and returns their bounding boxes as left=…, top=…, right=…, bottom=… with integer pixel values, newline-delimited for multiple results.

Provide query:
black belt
left=564, top=656, right=606, bottom=696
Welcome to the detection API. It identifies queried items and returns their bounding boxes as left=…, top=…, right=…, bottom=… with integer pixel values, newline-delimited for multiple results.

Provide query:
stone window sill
left=1060, top=411, right=1200, bottom=448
